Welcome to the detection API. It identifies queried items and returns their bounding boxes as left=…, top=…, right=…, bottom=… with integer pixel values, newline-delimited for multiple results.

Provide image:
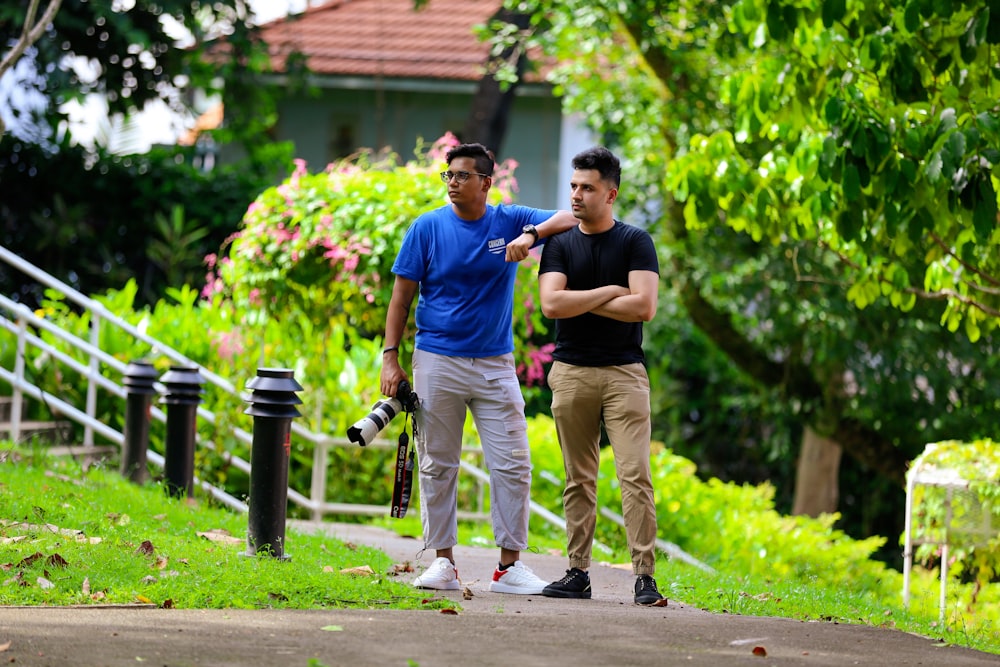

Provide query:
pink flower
left=201, top=275, right=223, bottom=299
left=211, top=330, right=244, bottom=362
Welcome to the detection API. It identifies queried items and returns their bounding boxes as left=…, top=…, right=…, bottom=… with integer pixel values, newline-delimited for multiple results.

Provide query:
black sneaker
left=542, top=567, right=592, bottom=599
left=634, top=574, right=663, bottom=605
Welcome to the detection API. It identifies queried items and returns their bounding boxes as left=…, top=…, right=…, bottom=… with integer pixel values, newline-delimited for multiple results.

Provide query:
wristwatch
left=521, top=224, right=539, bottom=242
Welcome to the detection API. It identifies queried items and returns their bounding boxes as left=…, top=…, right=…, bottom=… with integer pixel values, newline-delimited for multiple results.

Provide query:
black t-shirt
left=539, top=221, right=659, bottom=366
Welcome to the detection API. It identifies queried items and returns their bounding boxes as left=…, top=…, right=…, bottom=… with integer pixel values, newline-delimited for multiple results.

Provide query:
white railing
left=0, top=244, right=712, bottom=572
left=0, top=246, right=501, bottom=521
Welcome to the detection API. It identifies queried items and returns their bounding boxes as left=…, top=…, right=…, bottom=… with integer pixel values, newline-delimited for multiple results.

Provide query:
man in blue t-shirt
left=380, top=142, right=577, bottom=594
left=537, top=146, right=665, bottom=606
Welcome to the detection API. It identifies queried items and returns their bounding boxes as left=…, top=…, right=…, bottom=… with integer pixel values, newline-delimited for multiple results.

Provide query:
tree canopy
left=503, top=0, right=999, bottom=338
left=0, top=0, right=269, bottom=150
left=492, top=0, right=1000, bottom=535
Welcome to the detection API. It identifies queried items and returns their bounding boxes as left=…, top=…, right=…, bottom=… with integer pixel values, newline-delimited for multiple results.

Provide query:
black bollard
left=159, top=366, right=205, bottom=499
left=121, top=360, right=159, bottom=484
left=244, top=368, right=302, bottom=560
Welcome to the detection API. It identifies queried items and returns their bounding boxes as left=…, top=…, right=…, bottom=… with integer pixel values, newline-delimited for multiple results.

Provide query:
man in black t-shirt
left=537, top=146, right=664, bottom=606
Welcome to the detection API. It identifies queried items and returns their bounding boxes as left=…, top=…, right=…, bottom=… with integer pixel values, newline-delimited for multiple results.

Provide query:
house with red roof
left=236, top=0, right=590, bottom=208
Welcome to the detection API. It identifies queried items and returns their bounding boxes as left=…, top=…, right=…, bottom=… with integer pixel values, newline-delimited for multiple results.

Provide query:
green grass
left=2, top=446, right=997, bottom=657
left=0, top=448, right=454, bottom=612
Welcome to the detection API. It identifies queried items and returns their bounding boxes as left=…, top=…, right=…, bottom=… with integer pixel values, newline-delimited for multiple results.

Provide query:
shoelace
left=637, top=576, right=659, bottom=592
left=557, top=570, right=587, bottom=586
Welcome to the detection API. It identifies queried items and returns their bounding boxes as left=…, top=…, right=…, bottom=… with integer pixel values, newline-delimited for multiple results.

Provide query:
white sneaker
left=413, top=557, right=461, bottom=590
left=488, top=560, right=549, bottom=595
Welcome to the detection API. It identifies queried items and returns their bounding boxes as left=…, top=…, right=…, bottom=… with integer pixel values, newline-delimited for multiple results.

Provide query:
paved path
left=1, top=521, right=997, bottom=666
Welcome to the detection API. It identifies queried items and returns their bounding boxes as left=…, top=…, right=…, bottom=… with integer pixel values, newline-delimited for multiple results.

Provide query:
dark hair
left=446, top=142, right=495, bottom=177
left=571, top=146, right=621, bottom=188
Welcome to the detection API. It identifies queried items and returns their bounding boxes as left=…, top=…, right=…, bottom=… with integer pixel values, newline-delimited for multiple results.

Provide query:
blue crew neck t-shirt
left=392, top=203, right=556, bottom=358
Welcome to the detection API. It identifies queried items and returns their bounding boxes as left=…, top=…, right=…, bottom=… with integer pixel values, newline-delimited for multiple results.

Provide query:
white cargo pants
left=412, top=349, right=532, bottom=551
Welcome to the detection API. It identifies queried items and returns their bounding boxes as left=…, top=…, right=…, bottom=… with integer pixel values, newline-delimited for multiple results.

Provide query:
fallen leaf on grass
left=18, top=552, right=44, bottom=568
left=135, top=540, right=155, bottom=556
left=340, top=565, right=375, bottom=577
left=1, top=519, right=84, bottom=537
left=47, top=553, right=69, bottom=568
left=82, top=577, right=90, bottom=596
left=392, top=561, right=414, bottom=575
left=44, top=470, right=81, bottom=485
left=5, top=571, right=26, bottom=586
left=197, top=529, right=244, bottom=546
left=36, top=577, right=54, bottom=590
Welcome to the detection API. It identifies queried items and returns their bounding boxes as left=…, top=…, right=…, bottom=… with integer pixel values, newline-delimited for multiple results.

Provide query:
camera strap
left=390, top=413, right=415, bottom=518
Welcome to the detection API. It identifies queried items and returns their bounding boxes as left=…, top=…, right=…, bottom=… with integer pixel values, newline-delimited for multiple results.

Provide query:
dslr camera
left=346, top=380, right=419, bottom=447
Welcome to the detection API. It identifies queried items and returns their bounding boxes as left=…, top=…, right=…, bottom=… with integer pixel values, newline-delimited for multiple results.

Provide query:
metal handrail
left=0, top=245, right=494, bottom=522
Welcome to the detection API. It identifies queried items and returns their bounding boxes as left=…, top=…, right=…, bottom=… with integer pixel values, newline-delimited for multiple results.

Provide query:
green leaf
left=938, top=108, right=958, bottom=135
left=933, top=53, right=953, bottom=76
left=932, top=0, right=954, bottom=19
left=766, top=2, right=788, bottom=40
left=824, top=97, right=844, bottom=125
left=836, top=209, right=862, bottom=241
left=945, top=130, right=967, bottom=161
left=906, top=209, right=924, bottom=245
left=868, top=33, right=884, bottom=64
left=965, top=314, right=981, bottom=343
left=973, top=177, right=998, bottom=240
left=843, top=162, right=861, bottom=201
left=822, top=0, right=847, bottom=27
left=925, top=152, right=943, bottom=183
left=904, top=0, right=922, bottom=32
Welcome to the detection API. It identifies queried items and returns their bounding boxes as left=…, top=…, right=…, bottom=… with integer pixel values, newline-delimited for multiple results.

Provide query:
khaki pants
left=548, top=361, right=657, bottom=575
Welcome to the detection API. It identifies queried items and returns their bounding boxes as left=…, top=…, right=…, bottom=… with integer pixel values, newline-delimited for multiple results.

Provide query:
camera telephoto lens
left=346, top=381, right=419, bottom=447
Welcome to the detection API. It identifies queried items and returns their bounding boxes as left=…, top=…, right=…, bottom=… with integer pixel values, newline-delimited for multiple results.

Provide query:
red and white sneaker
left=488, top=561, right=549, bottom=594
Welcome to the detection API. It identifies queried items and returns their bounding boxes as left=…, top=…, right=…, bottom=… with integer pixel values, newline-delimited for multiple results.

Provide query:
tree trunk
left=461, top=9, right=531, bottom=155
left=792, top=425, right=842, bottom=517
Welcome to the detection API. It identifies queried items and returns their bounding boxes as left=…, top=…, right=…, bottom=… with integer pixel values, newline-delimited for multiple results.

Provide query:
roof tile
left=258, top=0, right=531, bottom=81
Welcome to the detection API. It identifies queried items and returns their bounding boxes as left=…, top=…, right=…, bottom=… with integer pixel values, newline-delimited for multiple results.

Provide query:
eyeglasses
left=439, top=170, right=490, bottom=184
